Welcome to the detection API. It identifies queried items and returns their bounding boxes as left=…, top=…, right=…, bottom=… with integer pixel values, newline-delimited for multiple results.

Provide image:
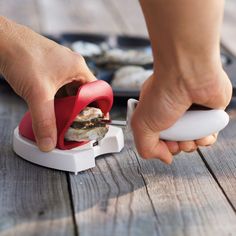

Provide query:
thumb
left=130, top=76, right=189, bottom=163
left=131, top=103, right=173, bottom=164
left=27, top=93, right=57, bottom=152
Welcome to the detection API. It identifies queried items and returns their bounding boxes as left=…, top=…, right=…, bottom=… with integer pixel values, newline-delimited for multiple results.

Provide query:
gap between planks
left=67, top=130, right=236, bottom=236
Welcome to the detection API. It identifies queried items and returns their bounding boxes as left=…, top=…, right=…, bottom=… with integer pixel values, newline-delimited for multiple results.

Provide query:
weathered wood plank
left=107, top=0, right=148, bottom=37
left=37, top=0, right=121, bottom=35
left=37, top=0, right=148, bottom=36
left=0, top=0, right=41, bottom=32
left=198, top=99, right=236, bottom=210
left=0, top=85, right=74, bottom=236
left=69, top=150, right=158, bottom=236
left=69, top=131, right=236, bottom=236
left=1, top=1, right=236, bottom=236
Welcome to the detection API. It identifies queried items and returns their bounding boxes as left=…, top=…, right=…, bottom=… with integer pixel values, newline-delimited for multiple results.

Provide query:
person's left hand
left=0, top=17, right=96, bottom=151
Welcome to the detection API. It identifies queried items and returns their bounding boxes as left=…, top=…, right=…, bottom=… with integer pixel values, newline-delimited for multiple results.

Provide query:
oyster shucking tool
left=13, top=80, right=229, bottom=174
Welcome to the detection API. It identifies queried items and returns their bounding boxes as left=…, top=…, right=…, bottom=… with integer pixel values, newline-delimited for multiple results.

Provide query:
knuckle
left=74, top=53, right=86, bottom=65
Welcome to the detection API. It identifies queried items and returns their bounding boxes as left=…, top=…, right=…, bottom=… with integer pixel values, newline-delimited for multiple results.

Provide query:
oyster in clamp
left=65, top=107, right=109, bottom=142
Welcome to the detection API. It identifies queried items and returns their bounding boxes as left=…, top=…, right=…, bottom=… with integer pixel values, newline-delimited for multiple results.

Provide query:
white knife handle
left=127, top=99, right=229, bottom=141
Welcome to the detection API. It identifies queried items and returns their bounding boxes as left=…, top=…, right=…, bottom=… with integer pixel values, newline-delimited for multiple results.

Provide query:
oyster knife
left=111, top=99, right=229, bottom=141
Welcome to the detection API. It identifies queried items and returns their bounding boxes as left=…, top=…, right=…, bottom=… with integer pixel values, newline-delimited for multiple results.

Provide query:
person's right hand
left=135, top=0, right=232, bottom=163
left=0, top=16, right=96, bottom=152
left=131, top=68, right=232, bottom=164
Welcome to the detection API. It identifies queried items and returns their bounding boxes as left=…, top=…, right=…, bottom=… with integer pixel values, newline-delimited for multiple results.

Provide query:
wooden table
left=1, top=1, right=236, bottom=235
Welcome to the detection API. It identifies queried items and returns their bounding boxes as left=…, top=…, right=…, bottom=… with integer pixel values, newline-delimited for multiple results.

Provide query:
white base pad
left=13, top=126, right=124, bottom=174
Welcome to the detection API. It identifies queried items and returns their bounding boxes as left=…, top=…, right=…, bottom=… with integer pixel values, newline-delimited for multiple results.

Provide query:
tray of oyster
left=60, top=33, right=236, bottom=98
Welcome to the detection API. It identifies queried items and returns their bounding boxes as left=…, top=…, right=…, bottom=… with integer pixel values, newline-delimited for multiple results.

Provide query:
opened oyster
left=65, top=107, right=109, bottom=142
left=95, top=48, right=153, bottom=68
left=71, top=41, right=102, bottom=57
left=111, top=66, right=153, bottom=89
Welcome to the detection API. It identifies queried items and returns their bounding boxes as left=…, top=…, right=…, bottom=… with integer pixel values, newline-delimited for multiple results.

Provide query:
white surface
left=13, top=126, right=124, bottom=174
left=127, top=99, right=229, bottom=141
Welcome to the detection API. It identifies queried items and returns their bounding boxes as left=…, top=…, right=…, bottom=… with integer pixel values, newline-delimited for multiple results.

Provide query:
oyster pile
left=65, top=107, right=109, bottom=142
left=68, top=38, right=154, bottom=91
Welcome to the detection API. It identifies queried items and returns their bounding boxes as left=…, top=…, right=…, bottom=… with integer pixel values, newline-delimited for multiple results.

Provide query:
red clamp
left=19, top=80, right=113, bottom=150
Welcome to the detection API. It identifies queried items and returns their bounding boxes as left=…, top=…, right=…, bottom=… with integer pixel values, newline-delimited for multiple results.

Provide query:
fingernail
left=38, top=137, right=55, bottom=152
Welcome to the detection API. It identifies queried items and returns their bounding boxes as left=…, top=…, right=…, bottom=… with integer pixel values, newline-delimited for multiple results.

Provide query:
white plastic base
left=13, top=126, right=124, bottom=174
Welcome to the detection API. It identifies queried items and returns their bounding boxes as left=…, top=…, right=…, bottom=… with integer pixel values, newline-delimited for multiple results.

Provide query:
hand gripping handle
left=127, top=99, right=229, bottom=141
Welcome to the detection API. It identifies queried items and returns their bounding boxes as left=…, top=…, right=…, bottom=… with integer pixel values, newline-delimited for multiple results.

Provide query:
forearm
left=0, top=16, right=24, bottom=75
left=139, top=0, right=224, bottom=82
left=0, top=16, right=12, bottom=72
left=0, top=16, right=55, bottom=80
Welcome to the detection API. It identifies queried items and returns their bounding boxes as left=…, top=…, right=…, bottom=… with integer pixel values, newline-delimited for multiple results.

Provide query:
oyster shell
left=64, top=107, right=109, bottom=142
left=65, top=126, right=108, bottom=142
left=95, top=48, right=153, bottom=68
left=71, top=41, right=102, bottom=57
left=111, top=66, right=153, bottom=89
left=73, top=107, right=103, bottom=122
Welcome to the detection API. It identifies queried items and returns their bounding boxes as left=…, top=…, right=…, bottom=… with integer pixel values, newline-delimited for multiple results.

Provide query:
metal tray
left=60, top=33, right=152, bottom=98
left=59, top=33, right=236, bottom=98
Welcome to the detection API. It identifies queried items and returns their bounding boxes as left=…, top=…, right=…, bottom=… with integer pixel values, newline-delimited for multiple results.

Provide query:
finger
left=165, top=141, right=180, bottom=155
left=178, top=141, right=197, bottom=152
left=134, top=134, right=173, bottom=164
left=28, top=93, right=57, bottom=152
left=72, top=52, right=97, bottom=84
left=58, top=53, right=97, bottom=96
left=195, top=133, right=218, bottom=146
left=65, top=79, right=97, bottom=96
left=131, top=119, right=173, bottom=164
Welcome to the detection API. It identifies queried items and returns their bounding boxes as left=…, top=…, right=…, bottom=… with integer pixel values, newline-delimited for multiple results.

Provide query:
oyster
left=71, top=41, right=102, bottom=57
left=95, top=48, right=153, bottom=68
left=64, top=107, right=109, bottom=142
left=111, top=66, right=153, bottom=89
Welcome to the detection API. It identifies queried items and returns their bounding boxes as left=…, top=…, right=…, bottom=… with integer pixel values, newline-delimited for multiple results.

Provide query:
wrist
left=152, top=38, right=223, bottom=94
left=152, top=64, right=232, bottom=109
left=154, top=38, right=222, bottom=81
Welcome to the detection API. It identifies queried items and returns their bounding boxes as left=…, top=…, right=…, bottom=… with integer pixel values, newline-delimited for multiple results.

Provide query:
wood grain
left=0, top=1, right=236, bottom=236
left=37, top=0, right=121, bottom=35
left=0, top=0, right=40, bottom=31
left=0, top=85, right=75, bottom=236
left=107, top=0, right=148, bottom=37
left=69, top=132, right=236, bottom=236
left=199, top=100, right=236, bottom=211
